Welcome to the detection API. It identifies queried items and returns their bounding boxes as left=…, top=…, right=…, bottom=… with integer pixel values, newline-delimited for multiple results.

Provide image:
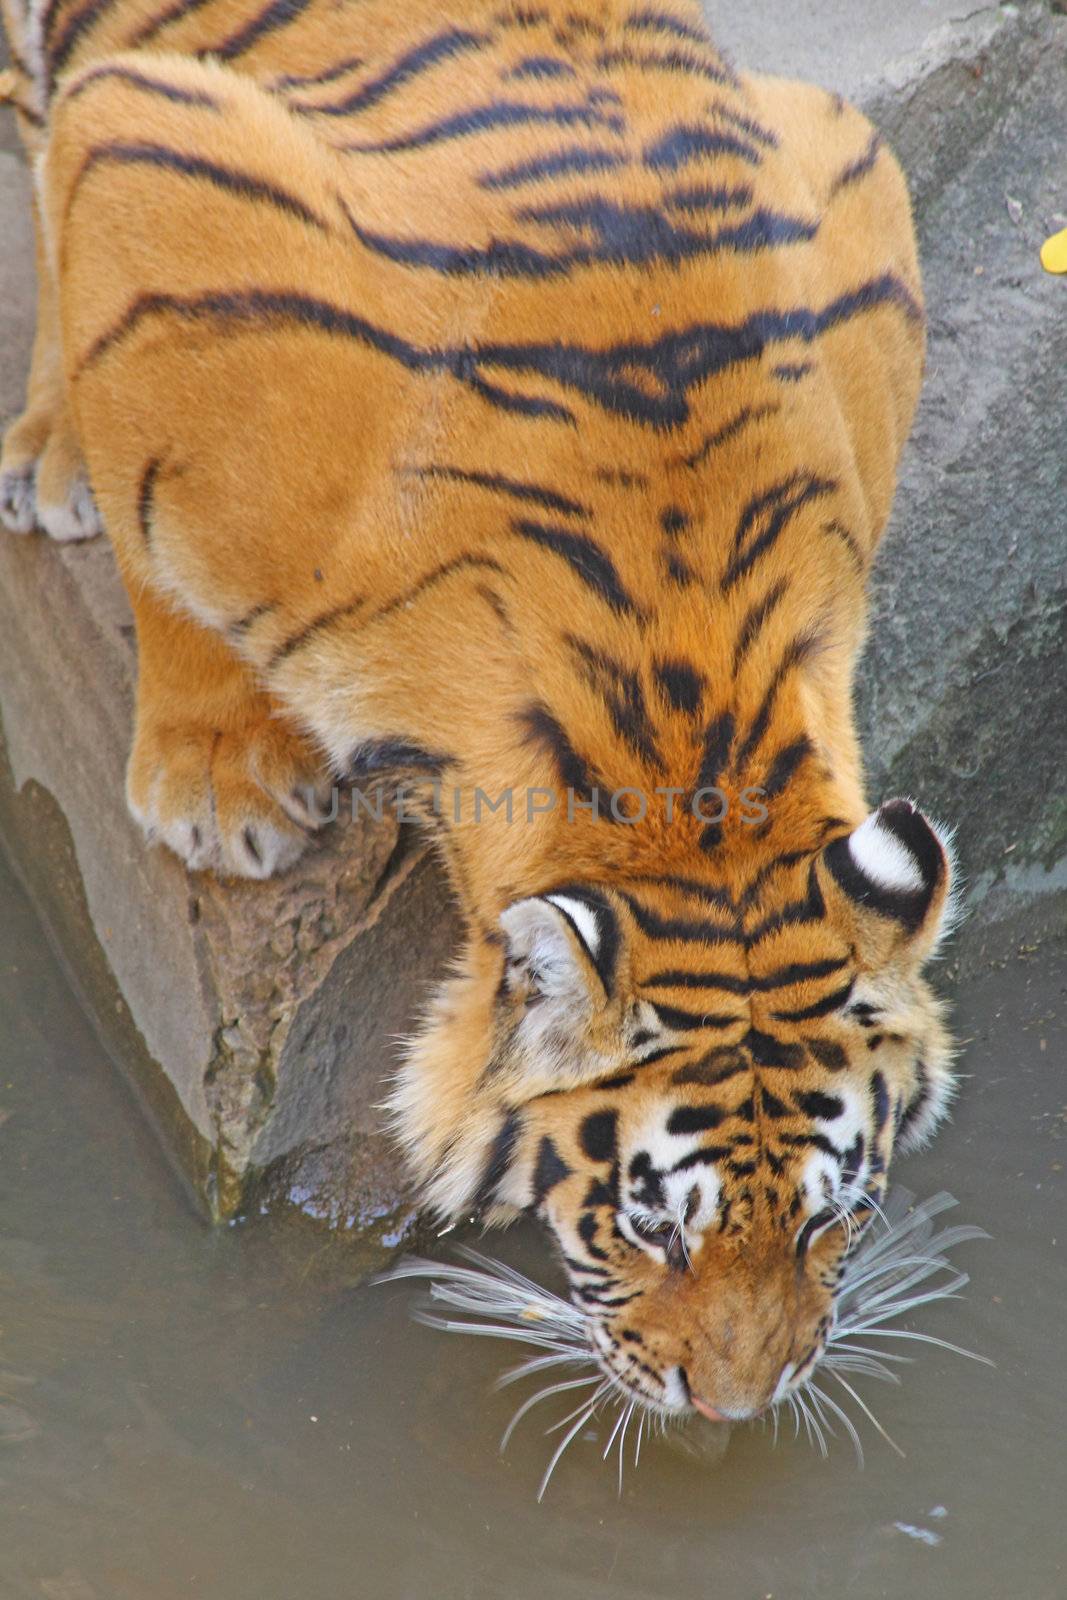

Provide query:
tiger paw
left=0, top=404, right=103, bottom=542
left=126, top=713, right=336, bottom=880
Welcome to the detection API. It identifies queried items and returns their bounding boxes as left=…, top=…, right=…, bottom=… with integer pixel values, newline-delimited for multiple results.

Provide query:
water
left=1, top=844, right=1064, bottom=1600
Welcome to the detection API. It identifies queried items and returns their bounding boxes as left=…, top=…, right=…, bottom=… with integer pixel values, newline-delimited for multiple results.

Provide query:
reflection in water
left=0, top=844, right=1065, bottom=1600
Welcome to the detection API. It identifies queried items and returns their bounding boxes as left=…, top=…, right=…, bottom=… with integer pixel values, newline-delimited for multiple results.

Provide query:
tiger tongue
left=691, top=1396, right=730, bottom=1424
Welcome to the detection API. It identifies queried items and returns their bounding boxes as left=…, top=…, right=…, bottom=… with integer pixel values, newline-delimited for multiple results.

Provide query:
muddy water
left=1, top=845, right=1064, bottom=1600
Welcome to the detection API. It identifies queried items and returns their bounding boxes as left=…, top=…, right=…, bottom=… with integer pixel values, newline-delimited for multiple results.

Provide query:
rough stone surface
left=0, top=4, right=1064, bottom=1238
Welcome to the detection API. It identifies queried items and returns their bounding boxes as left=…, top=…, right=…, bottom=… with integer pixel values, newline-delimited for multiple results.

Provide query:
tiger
left=0, top=0, right=959, bottom=1427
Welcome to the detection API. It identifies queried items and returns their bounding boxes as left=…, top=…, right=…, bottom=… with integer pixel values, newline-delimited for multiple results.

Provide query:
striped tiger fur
left=1, top=0, right=961, bottom=1423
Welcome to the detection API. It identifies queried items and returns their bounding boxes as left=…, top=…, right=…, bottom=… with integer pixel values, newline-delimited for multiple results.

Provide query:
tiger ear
left=817, top=800, right=958, bottom=966
left=499, top=890, right=617, bottom=1010
left=497, top=889, right=622, bottom=1093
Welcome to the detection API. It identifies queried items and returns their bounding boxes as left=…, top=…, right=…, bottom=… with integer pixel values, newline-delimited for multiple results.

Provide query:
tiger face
left=392, top=798, right=956, bottom=1422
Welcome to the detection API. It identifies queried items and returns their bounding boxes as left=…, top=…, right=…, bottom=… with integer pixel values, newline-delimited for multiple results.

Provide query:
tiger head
left=391, top=798, right=957, bottom=1422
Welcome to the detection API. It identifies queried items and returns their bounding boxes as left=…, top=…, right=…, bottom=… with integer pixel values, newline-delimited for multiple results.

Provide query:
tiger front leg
left=0, top=201, right=102, bottom=543
left=124, top=584, right=335, bottom=880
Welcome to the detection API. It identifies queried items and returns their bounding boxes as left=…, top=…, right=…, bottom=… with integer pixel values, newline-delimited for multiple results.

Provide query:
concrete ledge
left=1, top=6, right=1064, bottom=1234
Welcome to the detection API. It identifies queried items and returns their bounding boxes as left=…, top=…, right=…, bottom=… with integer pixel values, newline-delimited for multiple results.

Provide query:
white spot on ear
left=500, top=898, right=587, bottom=1001
left=545, top=893, right=600, bottom=957
left=849, top=812, right=924, bottom=892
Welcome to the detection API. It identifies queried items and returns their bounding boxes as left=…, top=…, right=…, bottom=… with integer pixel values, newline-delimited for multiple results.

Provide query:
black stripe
left=667, top=1103, right=727, bottom=1134
left=567, top=638, right=662, bottom=768
left=513, top=519, right=643, bottom=617
left=732, top=579, right=790, bottom=676
left=76, top=142, right=330, bottom=232
left=478, top=145, right=626, bottom=190
left=137, top=456, right=162, bottom=545
left=507, top=54, right=577, bottom=81
left=870, top=1070, right=891, bottom=1134
left=662, top=547, right=697, bottom=586
left=696, top=711, right=734, bottom=792
left=618, top=892, right=741, bottom=946
left=762, top=735, right=814, bottom=798
left=598, top=46, right=737, bottom=90
left=830, top=130, right=882, bottom=197
left=644, top=968, right=749, bottom=995
left=268, top=596, right=365, bottom=669
left=671, top=1144, right=732, bottom=1171
left=580, top=1109, right=618, bottom=1163
left=651, top=1002, right=735, bottom=1031
left=704, top=99, right=779, bottom=150
left=562, top=1254, right=610, bottom=1278
left=625, top=7, right=710, bottom=45
left=744, top=1027, right=805, bottom=1071
left=532, top=1136, right=573, bottom=1207
left=412, top=464, right=588, bottom=518
left=515, top=704, right=603, bottom=808
left=623, top=874, right=733, bottom=909
left=737, top=850, right=809, bottom=910
left=644, top=122, right=760, bottom=172
left=66, top=64, right=221, bottom=107
left=744, top=863, right=825, bottom=943
left=796, top=1089, right=845, bottom=1121
left=294, top=27, right=489, bottom=116
left=659, top=505, right=689, bottom=536
left=346, top=199, right=816, bottom=278
left=274, top=54, right=364, bottom=90
left=371, top=554, right=508, bottom=622
left=665, top=180, right=753, bottom=214
left=47, top=0, right=121, bottom=84
left=206, top=0, right=314, bottom=62
left=472, top=1110, right=522, bottom=1212
left=721, top=473, right=838, bottom=592
left=751, top=956, right=850, bottom=991
left=129, top=0, right=217, bottom=48
left=230, top=600, right=278, bottom=635
left=807, top=1037, right=848, bottom=1072
left=653, top=658, right=705, bottom=715
left=83, top=280, right=920, bottom=436
left=771, top=979, right=855, bottom=1022
left=11, top=102, right=46, bottom=129
left=577, top=1210, right=610, bottom=1260
left=774, top=361, right=813, bottom=383
left=344, top=95, right=625, bottom=155
left=732, top=633, right=820, bottom=772
left=348, top=740, right=452, bottom=778
left=823, top=518, right=866, bottom=572
left=681, top=402, right=778, bottom=468
left=671, top=1050, right=747, bottom=1086
left=5, top=44, right=34, bottom=76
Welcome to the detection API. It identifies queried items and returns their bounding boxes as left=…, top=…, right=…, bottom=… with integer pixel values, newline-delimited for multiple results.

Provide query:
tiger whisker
left=833, top=1325, right=993, bottom=1363
left=602, top=1398, right=630, bottom=1461
left=614, top=1401, right=636, bottom=1495
left=827, top=1340, right=913, bottom=1365
left=546, top=1379, right=613, bottom=1437
left=500, top=1373, right=603, bottom=1452
left=825, top=1367, right=906, bottom=1458
left=537, top=1395, right=602, bottom=1503
left=805, top=1379, right=864, bottom=1465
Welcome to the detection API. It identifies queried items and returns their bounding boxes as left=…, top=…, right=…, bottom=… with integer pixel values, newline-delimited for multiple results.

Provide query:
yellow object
left=1041, top=228, right=1067, bottom=274
left=0, top=69, right=18, bottom=105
